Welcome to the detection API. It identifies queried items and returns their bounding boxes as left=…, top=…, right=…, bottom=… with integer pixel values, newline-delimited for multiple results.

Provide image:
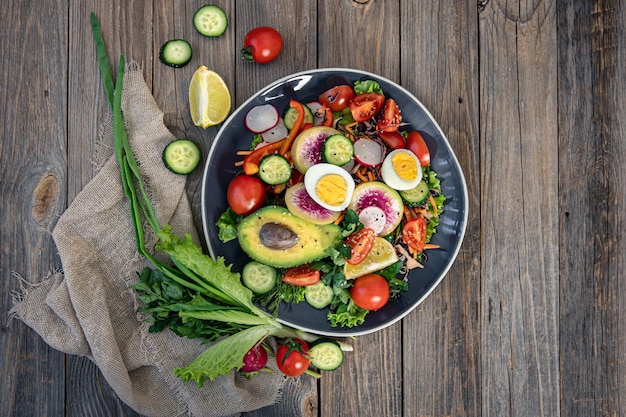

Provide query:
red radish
left=261, top=118, right=288, bottom=142
left=358, top=206, right=387, bottom=235
left=245, top=104, right=279, bottom=133
left=306, top=101, right=324, bottom=125
left=353, top=138, right=384, bottom=166
left=241, top=345, right=268, bottom=372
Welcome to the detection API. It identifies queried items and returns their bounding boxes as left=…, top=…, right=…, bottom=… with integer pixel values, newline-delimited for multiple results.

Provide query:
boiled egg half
left=381, top=149, right=422, bottom=191
left=304, top=163, right=355, bottom=211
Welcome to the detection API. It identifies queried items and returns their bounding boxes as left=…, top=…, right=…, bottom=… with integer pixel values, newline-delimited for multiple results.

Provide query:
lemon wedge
left=189, top=65, right=231, bottom=128
left=344, top=236, right=399, bottom=280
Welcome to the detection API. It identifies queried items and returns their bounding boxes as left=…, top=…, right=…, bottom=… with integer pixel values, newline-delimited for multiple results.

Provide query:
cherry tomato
left=349, top=93, right=385, bottom=122
left=350, top=274, right=390, bottom=311
left=402, top=217, right=427, bottom=253
left=276, top=339, right=310, bottom=377
left=241, top=26, right=283, bottom=64
left=345, top=228, right=376, bottom=265
left=377, top=98, right=402, bottom=132
left=282, top=265, right=321, bottom=286
left=377, top=131, right=406, bottom=150
left=241, top=345, right=268, bottom=372
left=406, top=131, right=431, bottom=167
left=227, top=175, right=267, bottom=216
left=318, top=85, right=355, bottom=112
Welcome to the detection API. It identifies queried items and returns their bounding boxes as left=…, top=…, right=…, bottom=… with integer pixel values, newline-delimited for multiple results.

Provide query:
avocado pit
left=259, top=222, right=299, bottom=249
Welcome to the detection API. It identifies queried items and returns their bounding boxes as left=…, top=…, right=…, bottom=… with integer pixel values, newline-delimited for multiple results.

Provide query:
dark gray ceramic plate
left=201, top=68, right=468, bottom=337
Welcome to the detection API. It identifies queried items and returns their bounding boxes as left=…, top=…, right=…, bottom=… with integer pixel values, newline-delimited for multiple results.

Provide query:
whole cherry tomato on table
left=227, top=175, right=266, bottom=216
left=318, top=85, right=355, bottom=112
left=276, top=338, right=310, bottom=377
left=406, top=131, right=431, bottom=167
left=241, top=26, right=283, bottom=64
left=350, top=273, right=390, bottom=311
left=349, top=92, right=385, bottom=122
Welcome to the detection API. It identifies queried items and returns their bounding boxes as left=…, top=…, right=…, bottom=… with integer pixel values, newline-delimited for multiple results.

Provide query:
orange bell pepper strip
left=279, top=100, right=305, bottom=155
left=242, top=138, right=288, bottom=175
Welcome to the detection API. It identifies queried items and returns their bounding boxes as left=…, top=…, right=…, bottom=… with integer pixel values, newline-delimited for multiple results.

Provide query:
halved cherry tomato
left=241, top=26, right=283, bottom=64
left=377, top=131, right=406, bottom=150
left=350, top=273, right=389, bottom=311
left=282, top=265, right=321, bottom=286
left=402, top=216, right=427, bottom=253
left=377, top=98, right=402, bottom=132
left=276, top=339, right=310, bottom=377
left=318, top=85, right=355, bottom=112
left=406, top=131, right=431, bottom=167
left=345, top=228, right=376, bottom=265
left=227, top=175, right=267, bottom=216
left=349, top=93, right=385, bottom=122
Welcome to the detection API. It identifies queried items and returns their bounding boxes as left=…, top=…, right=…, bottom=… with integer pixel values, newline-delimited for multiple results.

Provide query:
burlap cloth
left=10, top=66, right=286, bottom=417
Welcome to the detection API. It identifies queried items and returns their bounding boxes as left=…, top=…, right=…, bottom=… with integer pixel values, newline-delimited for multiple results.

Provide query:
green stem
left=90, top=12, right=114, bottom=109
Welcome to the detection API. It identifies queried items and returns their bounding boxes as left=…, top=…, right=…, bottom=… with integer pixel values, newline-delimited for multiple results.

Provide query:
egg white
left=381, top=149, right=422, bottom=191
left=304, top=163, right=355, bottom=211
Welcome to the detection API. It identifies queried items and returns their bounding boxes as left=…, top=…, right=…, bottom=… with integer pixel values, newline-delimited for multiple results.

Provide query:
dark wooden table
left=2, top=0, right=625, bottom=416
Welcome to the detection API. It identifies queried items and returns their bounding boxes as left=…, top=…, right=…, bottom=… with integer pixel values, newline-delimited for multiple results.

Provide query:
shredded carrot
left=333, top=212, right=346, bottom=225
left=367, top=171, right=375, bottom=181
left=356, top=169, right=369, bottom=182
left=234, top=160, right=244, bottom=167
left=403, top=206, right=414, bottom=220
left=423, top=243, right=440, bottom=250
left=236, top=150, right=252, bottom=156
left=429, top=194, right=438, bottom=217
left=271, top=183, right=287, bottom=194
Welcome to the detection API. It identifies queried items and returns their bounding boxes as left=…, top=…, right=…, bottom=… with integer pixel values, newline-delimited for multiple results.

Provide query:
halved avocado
left=237, top=205, right=342, bottom=268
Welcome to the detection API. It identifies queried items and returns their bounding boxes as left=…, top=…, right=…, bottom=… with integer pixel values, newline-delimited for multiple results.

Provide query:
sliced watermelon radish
left=291, top=126, right=341, bottom=173
left=261, top=118, right=288, bottom=142
left=306, top=101, right=324, bottom=125
left=353, top=138, right=384, bottom=166
left=284, top=183, right=341, bottom=225
left=245, top=104, right=279, bottom=133
left=349, top=181, right=403, bottom=236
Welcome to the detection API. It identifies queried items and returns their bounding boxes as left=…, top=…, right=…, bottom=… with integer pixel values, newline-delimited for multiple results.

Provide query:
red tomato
left=241, top=26, right=283, bottom=64
left=276, top=339, right=310, bottom=376
left=377, top=131, right=406, bottom=150
left=377, top=98, right=402, bottom=132
left=318, top=85, right=355, bottom=112
left=402, top=217, right=427, bottom=253
left=350, top=274, right=390, bottom=311
left=282, top=265, right=321, bottom=286
left=345, top=228, right=376, bottom=265
left=349, top=93, right=385, bottom=122
left=227, top=175, right=267, bottom=216
left=406, top=131, right=431, bottom=167
left=319, top=106, right=334, bottom=126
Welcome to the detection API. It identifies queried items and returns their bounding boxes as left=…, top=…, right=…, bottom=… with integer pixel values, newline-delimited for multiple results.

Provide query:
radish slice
left=261, top=118, right=288, bottom=142
left=353, top=138, right=384, bottom=166
left=306, top=101, right=324, bottom=125
left=358, top=206, right=387, bottom=235
left=245, top=104, right=279, bottom=133
left=341, top=158, right=356, bottom=173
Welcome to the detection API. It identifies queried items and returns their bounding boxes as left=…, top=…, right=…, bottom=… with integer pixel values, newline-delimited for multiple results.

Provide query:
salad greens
left=90, top=13, right=337, bottom=387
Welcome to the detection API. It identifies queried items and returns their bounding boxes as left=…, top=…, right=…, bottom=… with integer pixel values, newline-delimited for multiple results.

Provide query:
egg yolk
left=392, top=152, right=418, bottom=181
left=315, top=174, right=347, bottom=206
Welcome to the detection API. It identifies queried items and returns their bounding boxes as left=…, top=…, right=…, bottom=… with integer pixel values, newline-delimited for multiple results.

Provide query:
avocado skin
left=238, top=205, right=342, bottom=268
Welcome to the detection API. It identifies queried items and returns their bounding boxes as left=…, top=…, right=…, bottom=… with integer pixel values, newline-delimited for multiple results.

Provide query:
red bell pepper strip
left=320, top=105, right=334, bottom=127
left=243, top=138, right=288, bottom=175
left=280, top=100, right=305, bottom=155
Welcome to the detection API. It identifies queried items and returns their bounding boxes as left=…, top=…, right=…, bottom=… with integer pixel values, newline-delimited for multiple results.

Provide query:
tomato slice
left=377, top=98, right=402, bottom=132
left=406, top=131, right=431, bottom=167
left=319, top=85, right=355, bottom=112
left=349, top=93, right=385, bottom=122
left=377, top=131, right=406, bottom=150
left=282, top=265, right=321, bottom=286
left=345, top=228, right=376, bottom=265
left=402, top=217, right=427, bottom=253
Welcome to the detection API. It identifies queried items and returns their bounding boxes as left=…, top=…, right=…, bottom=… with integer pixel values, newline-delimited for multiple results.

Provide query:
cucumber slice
left=284, top=105, right=314, bottom=129
left=309, top=339, right=344, bottom=371
left=242, top=261, right=277, bottom=294
left=159, top=39, right=192, bottom=68
left=400, top=180, right=430, bottom=206
left=193, top=5, right=228, bottom=37
left=322, top=134, right=354, bottom=166
left=304, top=281, right=334, bottom=309
left=162, top=139, right=201, bottom=174
left=258, top=154, right=291, bottom=185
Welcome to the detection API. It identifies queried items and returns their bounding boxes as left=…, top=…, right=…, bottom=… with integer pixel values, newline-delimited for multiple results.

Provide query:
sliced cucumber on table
left=193, top=4, right=228, bottom=37
left=159, top=39, right=192, bottom=68
left=162, top=139, right=201, bottom=175
left=309, top=338, right=344, bottom=371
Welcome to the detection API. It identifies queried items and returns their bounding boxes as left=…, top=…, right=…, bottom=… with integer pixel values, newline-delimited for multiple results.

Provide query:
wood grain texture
left=558, top=0, right=626, bottom=415
left=480, top=1, right=559, bottom=416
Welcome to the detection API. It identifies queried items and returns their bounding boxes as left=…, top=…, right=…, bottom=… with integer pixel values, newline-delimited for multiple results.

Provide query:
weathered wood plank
left=317, top=1, right=402, bottom=416
left=479, top=1, right=559, bottom=416
left=400, top=0, right=482, bottom=415
left=0, top=0, right=68, bottom=416
left=557, top=0, right=626, bottom=415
